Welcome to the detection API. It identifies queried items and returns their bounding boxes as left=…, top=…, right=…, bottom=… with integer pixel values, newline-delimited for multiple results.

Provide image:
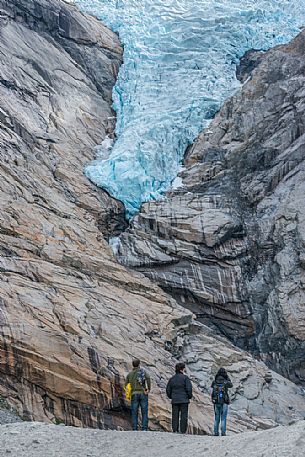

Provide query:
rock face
left=0, top=0, right=305, bottom=433
left=115, top=32, right=305, bottom=384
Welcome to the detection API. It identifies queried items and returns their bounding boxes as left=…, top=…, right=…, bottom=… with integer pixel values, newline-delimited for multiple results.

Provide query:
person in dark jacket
left=211, top=367, right=233, bottom=436
left=125, top=359, right=151, bottom=431
left=166, top=362, right=193, bottom=433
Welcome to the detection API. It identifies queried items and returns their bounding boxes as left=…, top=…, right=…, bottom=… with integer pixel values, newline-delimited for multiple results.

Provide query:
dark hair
left=132, top=359, right=140, bottom=368
left=175, top=362, right=186, bottom=373
left=216, top=367, right=228, bottom=379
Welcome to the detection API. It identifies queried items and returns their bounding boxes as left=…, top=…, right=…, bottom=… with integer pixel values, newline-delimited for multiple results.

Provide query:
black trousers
left=172, top=403, right=189, bottom=433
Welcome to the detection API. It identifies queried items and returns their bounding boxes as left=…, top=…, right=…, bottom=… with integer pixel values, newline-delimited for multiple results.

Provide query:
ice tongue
left=76, top=0, right=305, bottom=217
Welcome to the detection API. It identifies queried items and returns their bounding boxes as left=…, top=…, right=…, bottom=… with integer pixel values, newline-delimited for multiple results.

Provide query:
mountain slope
left=0, top=0, right=304, bottom=432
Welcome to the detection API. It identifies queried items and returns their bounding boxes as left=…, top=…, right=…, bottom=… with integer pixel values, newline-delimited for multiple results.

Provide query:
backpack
left=137, top=368, right=147, bottom=388
left=212, top=382, right=227, bottom=405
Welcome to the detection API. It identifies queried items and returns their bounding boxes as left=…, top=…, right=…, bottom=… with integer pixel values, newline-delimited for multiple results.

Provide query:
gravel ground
left=0, top=421, right=304, bottom=457
left=0, top=398, right=22, bottom=425
left=0, top=410, right=21, bottom=425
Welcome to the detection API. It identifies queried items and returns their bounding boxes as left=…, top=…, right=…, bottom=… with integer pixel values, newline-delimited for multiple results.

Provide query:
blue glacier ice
left=75, top=0, right=305, bottom=217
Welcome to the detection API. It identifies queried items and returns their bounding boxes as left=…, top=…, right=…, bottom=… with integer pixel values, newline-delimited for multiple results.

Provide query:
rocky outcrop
left=115, top=31, right=305, bottom=384
left=0, top=0, right=305, bottom=433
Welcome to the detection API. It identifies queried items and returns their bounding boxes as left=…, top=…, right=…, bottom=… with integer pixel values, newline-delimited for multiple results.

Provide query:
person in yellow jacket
left=125, top=359, right=151, bottom=431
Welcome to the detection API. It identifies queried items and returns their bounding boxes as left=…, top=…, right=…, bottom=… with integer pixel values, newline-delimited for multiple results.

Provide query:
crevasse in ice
left=75, top=0, right=305, bottom=217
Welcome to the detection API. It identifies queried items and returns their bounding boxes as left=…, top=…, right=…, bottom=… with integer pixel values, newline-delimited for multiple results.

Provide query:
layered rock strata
left=0, top=0, right=304, bottom=432
left=115, top=32, right=305, bottom=384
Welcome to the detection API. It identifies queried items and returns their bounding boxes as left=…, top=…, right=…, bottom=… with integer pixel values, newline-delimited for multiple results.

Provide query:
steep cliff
left=116, top=31, right=305, bottom=384
left=0, top=0, right=304, bottom=433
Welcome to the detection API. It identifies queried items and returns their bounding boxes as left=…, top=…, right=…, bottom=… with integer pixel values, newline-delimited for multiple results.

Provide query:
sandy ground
left=0, top=421, right=304, bottom=457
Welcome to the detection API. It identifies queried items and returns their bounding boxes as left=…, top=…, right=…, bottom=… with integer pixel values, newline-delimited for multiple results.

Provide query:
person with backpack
left=166, top=362, right=193, bottom=433
left=211, top=367, right=233, bottom=436
left=125, top=358, right=151, bottom=431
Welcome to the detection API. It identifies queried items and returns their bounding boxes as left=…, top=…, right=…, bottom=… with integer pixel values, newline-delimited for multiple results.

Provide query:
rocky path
left=0, top=421, right=304, bottom=457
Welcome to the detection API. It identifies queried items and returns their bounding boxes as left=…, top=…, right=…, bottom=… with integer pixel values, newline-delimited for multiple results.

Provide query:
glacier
left=75, top=0, right=305, bottom=217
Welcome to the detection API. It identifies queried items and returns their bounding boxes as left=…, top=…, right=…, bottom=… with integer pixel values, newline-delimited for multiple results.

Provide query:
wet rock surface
left=0, top=0, right=305, bottom=433
left=115, top=31, right=305, bottom=384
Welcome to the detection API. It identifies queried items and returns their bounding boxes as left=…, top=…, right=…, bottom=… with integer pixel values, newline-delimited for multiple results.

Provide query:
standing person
left=125, top=358, right=151, bottom=431
left=166, top=362, right=193, bottom=433
left=211, top=367, right=233, bottom=436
